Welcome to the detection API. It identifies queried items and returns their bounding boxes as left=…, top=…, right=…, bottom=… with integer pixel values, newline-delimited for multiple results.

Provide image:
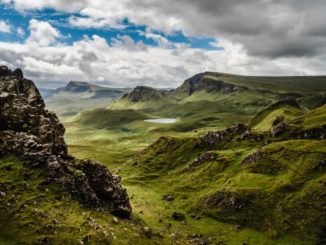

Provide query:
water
left=144, top=118, right=178, bottom=124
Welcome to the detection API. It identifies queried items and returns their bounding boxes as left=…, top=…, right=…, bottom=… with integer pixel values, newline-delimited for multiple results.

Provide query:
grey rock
left=0, top=66, right=132, bottom=218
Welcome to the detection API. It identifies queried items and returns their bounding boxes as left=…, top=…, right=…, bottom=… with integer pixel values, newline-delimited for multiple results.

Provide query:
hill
left=43, top=81, right=131, bottom=117
left=249, top=100, right=304, bottom=132
left=121, top=103, right=326, bottom=244
left=109, top=86, right=169, bottom=110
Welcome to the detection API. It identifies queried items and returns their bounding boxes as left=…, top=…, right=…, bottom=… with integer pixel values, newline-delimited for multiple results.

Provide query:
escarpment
left=0, top=66, right=131, bottom=218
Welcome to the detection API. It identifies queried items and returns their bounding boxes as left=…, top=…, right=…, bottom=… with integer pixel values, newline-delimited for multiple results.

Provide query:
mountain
left=57, top=81, right=128, bottom=99
left=121, top=86, right=165, bottom=102
left=173, top=72, right=248, bottom=95
left=173, top=72, right=326, bottom=95
left=42, top=81, right=132, bottom=117
left=109, top=86, right=168, bottom=110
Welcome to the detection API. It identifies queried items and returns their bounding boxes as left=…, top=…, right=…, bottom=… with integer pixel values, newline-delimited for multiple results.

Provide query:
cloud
left=0, top=20, right=11, bottom=33
left=26, top=19, right=61, bottom=46
left=1, top=23, right=325, bottom=89
left=1, top=1, right=326, bottom=88
left=5, top=0, right=326, bottom=59
left=3, top=0, right=87, bottom=12
left=16, top=27, right=25, bottom=36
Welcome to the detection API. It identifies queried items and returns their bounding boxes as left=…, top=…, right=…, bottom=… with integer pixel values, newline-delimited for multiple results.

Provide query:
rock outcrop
left=174, top=72, right=248, bottom=95
left=0, top=66, right=131, bottom=217
left=270, top=122, right=326, bottom=140
left=188, top=152, right=219, bottom=169
left=199, top=124, right=264, bottom=146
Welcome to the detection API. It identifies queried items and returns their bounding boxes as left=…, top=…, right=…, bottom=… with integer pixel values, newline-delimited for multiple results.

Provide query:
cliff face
left=174, top=72, right=247, bottom=95
left=0, top=66, right=131, bottom=217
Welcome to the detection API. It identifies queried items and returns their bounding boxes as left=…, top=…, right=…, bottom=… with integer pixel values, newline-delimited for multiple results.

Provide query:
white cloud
left=26, top=19, right=61, bottom=46
left=3, top=0, right=87, bottom=12
left=0, top=28, right=324, bottom=89
left=17, top=27, right=25, bottom=36
left=0, top=20, right=11, bottom=33
left=5, top=0, right=326, bottom=59
left=139, top=28, right=172, bottom=48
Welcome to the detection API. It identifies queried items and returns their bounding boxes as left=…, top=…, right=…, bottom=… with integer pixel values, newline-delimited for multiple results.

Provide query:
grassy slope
left=120, top=129, right=325, bottom=244
left=0, top=157, right=160, bottom=245
left=249, top=104, right=304, bottom=132
left=292, top=104, right=326, bottom=129
left=65, top=102, right=326, bottom=245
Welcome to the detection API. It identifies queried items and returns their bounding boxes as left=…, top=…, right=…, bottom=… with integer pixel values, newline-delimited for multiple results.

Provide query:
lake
left=144, top=118, right=178, bottom=124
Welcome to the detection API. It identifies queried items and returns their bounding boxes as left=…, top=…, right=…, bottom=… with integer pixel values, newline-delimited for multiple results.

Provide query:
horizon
left=38, top=71, right=326, bottom=90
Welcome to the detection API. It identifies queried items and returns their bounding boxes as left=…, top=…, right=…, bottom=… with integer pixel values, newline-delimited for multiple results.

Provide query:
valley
left=61, top=73, right=326, bottom=244
left=1, top=69, right=326, bottom=244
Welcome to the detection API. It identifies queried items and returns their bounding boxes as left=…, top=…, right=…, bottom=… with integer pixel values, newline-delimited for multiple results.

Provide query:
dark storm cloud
left=129, top=0, right=326, bottom=58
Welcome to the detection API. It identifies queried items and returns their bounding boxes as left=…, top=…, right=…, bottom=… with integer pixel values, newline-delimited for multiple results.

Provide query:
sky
left=0, top=0, right=326, bottom=88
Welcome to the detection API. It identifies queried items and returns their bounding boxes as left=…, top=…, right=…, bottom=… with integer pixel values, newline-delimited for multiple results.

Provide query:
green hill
left=249, top=100, right=304, bottom=132
left=120, top=104, right=326, bottom=244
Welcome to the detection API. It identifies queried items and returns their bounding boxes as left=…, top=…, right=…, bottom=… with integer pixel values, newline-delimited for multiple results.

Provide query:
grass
left=3, top=73, right=326, bottom=244
left=0, top=156, right=160, bottom=245
left=250, top=104, right=304, bottom=132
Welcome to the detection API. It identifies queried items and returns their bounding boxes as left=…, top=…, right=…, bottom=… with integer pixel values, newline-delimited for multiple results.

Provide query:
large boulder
left=0, top=66, right=132, bottom=217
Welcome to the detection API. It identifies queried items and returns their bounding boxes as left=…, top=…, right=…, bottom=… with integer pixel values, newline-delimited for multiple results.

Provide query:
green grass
left=250, top=104, right=304, bottom=132
left=0, top=156, right=162, bottom=244
left=293, top=104, right=326, bottom=129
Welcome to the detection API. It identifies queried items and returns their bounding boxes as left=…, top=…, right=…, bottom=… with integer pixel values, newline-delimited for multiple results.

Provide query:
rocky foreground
left=0, top=66, right=131, bottom=218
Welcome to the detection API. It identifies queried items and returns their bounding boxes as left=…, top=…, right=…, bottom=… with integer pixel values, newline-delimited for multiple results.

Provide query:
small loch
left=144, top=118, right=178, bottom=124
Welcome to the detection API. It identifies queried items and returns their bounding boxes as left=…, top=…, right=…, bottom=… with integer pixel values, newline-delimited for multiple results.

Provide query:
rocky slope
left=0, top=66, right=131, bottom=217
left=174, top=72, right=248, bottom=95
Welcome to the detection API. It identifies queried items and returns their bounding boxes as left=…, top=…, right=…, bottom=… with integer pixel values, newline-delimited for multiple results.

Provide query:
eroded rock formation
left=0, top=66, right=131, bottom=217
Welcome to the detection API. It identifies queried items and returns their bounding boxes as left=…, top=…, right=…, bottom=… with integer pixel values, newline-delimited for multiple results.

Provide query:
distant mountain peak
left=122, top=85, right=164, bottom=102
left=60, top=81, right=102, bottom=93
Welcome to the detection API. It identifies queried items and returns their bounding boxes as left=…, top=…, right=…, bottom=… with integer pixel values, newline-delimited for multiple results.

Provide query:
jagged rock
left=270, top=122, right=289, bottom=138
left=189, top=152, right=219, bottom=169
left=241, top=151, right=264, bottom=165
left=204, top=191, right=249, bottom=211
left=0, top=66, right=132, bottom=218
left=199, top=124, right=263, bottom=146
left=271, top=122, right=326, bottom=140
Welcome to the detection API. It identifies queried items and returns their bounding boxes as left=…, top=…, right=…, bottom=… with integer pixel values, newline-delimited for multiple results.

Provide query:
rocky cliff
left=174, top=72, right=248, bottom=95
left=0, top=66, right=131, bottom=217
